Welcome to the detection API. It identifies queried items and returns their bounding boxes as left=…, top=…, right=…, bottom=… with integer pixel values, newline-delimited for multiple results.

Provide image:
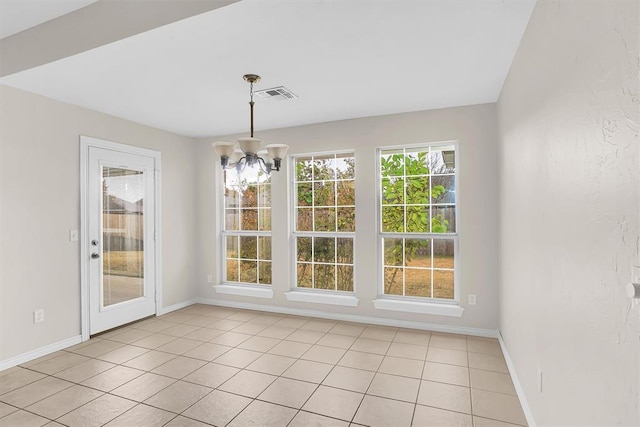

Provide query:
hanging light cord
left=249, top=80, right=255, bottom=138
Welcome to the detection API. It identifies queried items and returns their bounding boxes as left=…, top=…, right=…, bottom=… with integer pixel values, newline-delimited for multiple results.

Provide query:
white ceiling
left=0, top=0, right=99, bottom=39
left=0, top=0, right=536, bottom=138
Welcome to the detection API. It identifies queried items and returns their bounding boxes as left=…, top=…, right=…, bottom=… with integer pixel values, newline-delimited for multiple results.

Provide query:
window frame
left=290, top=150, right=357, bottom=294
left=376, top=141, right=459, bottom=304
left=219, top=166, right=273, bottom=287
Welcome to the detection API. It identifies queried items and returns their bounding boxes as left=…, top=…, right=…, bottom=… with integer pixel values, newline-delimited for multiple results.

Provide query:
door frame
left=80, top=135, right=162, bottom=341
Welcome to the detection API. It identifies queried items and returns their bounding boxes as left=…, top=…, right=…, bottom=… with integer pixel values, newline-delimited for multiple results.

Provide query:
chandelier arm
left=257, top=157, right=272, bottom=175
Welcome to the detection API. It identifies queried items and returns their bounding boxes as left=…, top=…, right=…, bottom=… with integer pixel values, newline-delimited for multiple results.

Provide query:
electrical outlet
left=537, top=367, right=543, bottom=393
left=34, top=309, right=44, bottom=323
left=69, top=229, right=78, bottom=242
left=207, top=274, right=213, bottom=283
left=468, top=294, right=476, bottom=305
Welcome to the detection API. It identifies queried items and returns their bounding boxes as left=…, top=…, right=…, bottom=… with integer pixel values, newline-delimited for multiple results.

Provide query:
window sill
left=214, top=284, right=274, bottom=299
left=285, top=291, right=359, bottom=307
left=373, top=298, right=464, bottom=317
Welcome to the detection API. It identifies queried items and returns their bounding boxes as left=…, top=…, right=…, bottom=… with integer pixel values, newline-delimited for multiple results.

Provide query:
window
left=379, top=144, right=457, bottom=300
left=293, top=153, right=355, bottom=291
left=223, top=167, right=271, bottom=285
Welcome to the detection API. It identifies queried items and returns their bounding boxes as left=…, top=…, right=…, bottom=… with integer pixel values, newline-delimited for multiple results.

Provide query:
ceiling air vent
left=255, top=86, right=298, bottom=101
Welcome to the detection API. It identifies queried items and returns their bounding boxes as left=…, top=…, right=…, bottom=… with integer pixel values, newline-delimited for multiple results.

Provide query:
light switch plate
left=69, top=229, right=79, bottom=242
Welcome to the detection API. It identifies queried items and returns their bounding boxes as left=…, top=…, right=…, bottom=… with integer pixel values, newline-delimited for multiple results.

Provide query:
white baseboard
left=0, top=335, right=82, bottom=372
left=195, top=297, right=498, bottom=338
left=498, top=331, right=537, bottom=427
left=157, top=298, right=198, bottom=316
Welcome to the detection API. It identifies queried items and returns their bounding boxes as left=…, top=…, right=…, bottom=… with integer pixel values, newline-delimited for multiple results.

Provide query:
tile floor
left=0, top=304, right=527, bottom=426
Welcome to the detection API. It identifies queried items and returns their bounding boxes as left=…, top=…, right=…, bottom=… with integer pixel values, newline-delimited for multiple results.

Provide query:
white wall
left=0, top=85, right=199, bottom=362
left=497, top=0, right=639, bottom=425
left=196, top=103, right=500, bottom=331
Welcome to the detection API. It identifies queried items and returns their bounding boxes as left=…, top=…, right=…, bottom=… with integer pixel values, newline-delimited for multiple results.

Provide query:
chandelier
left=212, top=74, right=289, bottom=174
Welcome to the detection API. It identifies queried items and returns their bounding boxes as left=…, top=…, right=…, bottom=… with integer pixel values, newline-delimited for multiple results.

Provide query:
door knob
left=91, top=253, right=100, bottom=259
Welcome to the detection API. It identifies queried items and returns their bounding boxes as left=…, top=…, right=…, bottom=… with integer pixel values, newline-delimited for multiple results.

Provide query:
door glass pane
left=102, top=166, right=145, bottom=307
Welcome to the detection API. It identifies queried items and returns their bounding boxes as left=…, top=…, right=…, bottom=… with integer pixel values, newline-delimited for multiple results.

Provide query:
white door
left=87, top=145, right=157, bottom=334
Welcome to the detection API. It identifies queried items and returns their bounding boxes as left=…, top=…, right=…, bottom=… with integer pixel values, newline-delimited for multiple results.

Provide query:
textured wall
left=0, top=85, right=199, bottom=361
left=497, top=0, right=639, bottom=424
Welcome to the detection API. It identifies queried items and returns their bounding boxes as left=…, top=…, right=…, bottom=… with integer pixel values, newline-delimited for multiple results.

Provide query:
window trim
left=376, top=140, right=460, bottom=304
left=290, top=150, right=357, bottom=294
left=219, top=167, right=273, bottom=287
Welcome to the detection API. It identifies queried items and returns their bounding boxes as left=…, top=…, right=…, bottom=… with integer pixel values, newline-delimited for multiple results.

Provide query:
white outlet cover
left=468, top=294, right=477, bottom=305
left=69, top=229, right=79, bottom=242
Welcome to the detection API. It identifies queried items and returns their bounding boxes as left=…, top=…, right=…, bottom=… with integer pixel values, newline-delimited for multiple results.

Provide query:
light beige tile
left=426, top=347, right=468, bottom=367
left=368, top=373, right=420, bottom=403
left=0, top=402, right=17, bottom=418
left=26, top=385, right=103, bottom=419
left=0, top=376, right=73, bottom=407
left=316, top=333, right=357, bottom=349
left=0, top=366, right=25, bottom=378
left=183, top=342, right=232, bottom=361
left=110, top=372, right=176, bottom=402
left=274, top=316, right=309, bottom=329
left=183, top=316, right=218, bottom=327
left=155, top=337, right=202, bottom=355
left=44, top=421, right=66, bottom=426
left=0, top=410, right=49, bottom=427
left=54, top=359, right=116, bottom=383
left=470, top=369, right=516, bottom=395
left=258, top=377, right=317, bottom=409
left=209, top=331, right=252, bottom=347
left=57, top=394, right=136, bottom=427
left=467, top=337, right=502, bottom=356
left=301, top=344, right=346, bottom=364
left=227, top=311, right=260, bottom=322
left=378, top=356, right=424, bottom=378
left=417, top=380, right=471, bottom=414
left=132, top=333, right=177, bottom=349
left=161, top=324, right=201, bottom=337
left=423, top=361, right=469, bottom=387
left=183, top=327, right=224, bottom=342
left=302, top=385, right=363, bottom=421
left=237, top=335, right=280, bottom=352
left=289, top=410, right=349, bottom=427
left=183, top=362, right=240, bottom=388
left=104, top=404, right=175, bottom=427
left=219, top=370, right=277, bottom=398
left=268, top=340, right=312, bottom=358
left=353, top=394, right=414, bottom=427
left=360, top=326, right=398, bottom=342
left=231, top=322, right=268, bottom=335
left=105, top=329, right=153, bottom=344
left=144, top=381, right=211, bottom=413
left=65, top=339, right=103, bottom=352
left=387, top=342, right=428, bottom=360
left=322, top=366, right=374, bottom=393
left=133, top=320, right=177, bottom=333
left=228, top=400, right=297, bottom=427
left=473, top=416, right=524, bottom=427
left=246, top=353, right=297, bottom=375
left=429, top=333, right=467, bottom=351
left=248, top=313, right=284, bottom=326
left=97, top=345, right=149, bottom=364
left=350, top=338, right=390, bottom=355
left=122, top=350, right=176, bottom=371
left=69, top=340, right=123, bottom=358
left=19, top=351, right=62, bottom=368
left=257, top=325, right=296, bottom=339
left=394, top=330, right=431, bottom=346
left=413, top=404, right=473, bottom=427
left=282, top=359, right=333, bottom=383
left=471, top=389, right=527, bottom=426
left=161, top=313, right=197, bottom=324
left=468, top=353, right=508, bottom=373
left=164, top=415, right=210, bottom=426
left=299, top=319, right=337, bottom=333
left=182, top=390, right=251, bottom=426
left=29, top=352, right=91, bottom=375
left=329, top=323, right=366, bottom=337
left=81, top=365, right=145, bottom=392
left=338, top=350, right=384, bottom=371
left=0, top=368, right=46, bottom=394
left=286, top=329, right=325, bottom=344
left=210, top=319, right=245, bottom=331
left=150, top=356, right=206, bottom=379
left=214, top=348, right=262, bottom=368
